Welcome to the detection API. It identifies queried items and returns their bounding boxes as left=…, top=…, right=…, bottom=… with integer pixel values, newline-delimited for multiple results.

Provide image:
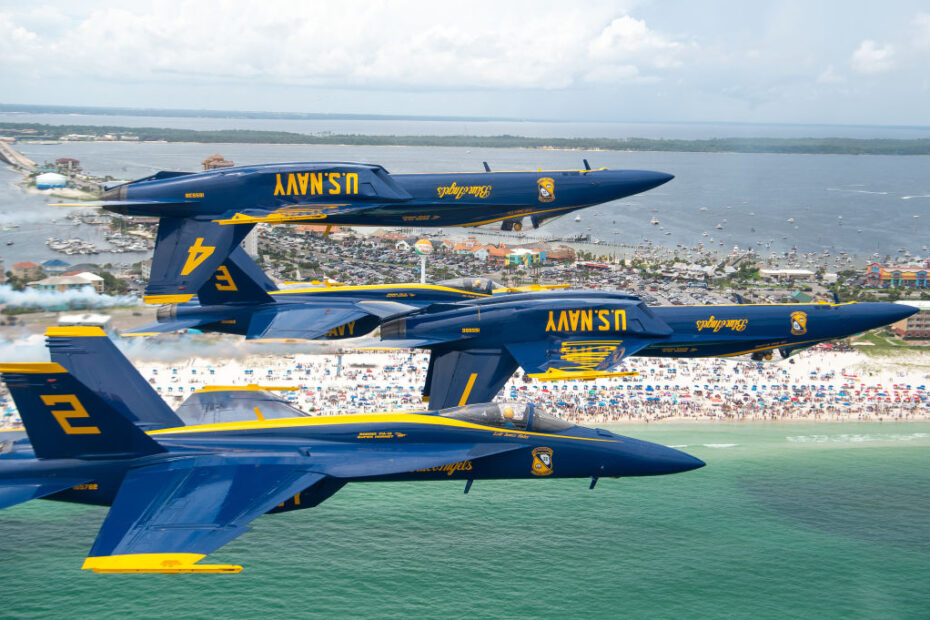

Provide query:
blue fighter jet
left=56, top=160, right=672, bottom=303
left=0, top=327, right=703, bottom=573
left=126, top=249, right=917, bottom=409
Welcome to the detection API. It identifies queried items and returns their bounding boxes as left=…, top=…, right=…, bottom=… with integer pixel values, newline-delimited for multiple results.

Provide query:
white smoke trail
left=0, top=284, right=139, bottom=308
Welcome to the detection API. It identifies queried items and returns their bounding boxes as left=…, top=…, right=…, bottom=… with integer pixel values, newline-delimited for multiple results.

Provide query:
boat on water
left=650, top=216, right=660, bottom=225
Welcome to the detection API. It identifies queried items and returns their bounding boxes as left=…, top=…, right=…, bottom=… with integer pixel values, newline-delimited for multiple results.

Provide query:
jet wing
left=0, top=477, right=94, bottom=510
left=83, top=444, right=525, bottom=573
left=354, top=300, right=421, bottom=318
left=83, top=456, right=325, bottom=573
left=506, top=336, right=654, bottom=381
left=246, top=306, right=372, bottom=340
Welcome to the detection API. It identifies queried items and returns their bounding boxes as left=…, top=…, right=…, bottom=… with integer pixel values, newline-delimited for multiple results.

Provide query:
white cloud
left=0, top=1, right=687, bottom=91
left=850, top=40, right=895, bottom=74
left=817, top=64, right=845, bottom=84
left=588, top=16, right=688, bottom=69
left=912, top=13, right=930, bottom=51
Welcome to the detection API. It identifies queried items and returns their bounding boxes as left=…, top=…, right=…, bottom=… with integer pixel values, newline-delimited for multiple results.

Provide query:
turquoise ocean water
left=2, top=422, right=928, bottom=619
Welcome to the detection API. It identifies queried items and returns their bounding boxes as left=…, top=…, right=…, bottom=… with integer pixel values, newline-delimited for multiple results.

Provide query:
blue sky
left=2, top=0, right=929, bottom=125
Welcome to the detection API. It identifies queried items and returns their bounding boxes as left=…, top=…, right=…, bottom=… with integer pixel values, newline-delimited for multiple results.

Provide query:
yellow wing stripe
left=0, top=362, right=68, bottom=374
left=45, top=326, right=107, bottom=337
left=144, top=294, right=195, bottom=304
left=82, top=553, right=241, bottom=574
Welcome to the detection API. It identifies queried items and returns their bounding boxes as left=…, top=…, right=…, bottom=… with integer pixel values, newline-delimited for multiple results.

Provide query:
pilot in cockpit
left=502, top=405, right=516, bottom=429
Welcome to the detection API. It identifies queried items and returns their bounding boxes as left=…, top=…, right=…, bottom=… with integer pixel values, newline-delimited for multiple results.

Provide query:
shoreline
left=6, top=122, right=930, bottom=155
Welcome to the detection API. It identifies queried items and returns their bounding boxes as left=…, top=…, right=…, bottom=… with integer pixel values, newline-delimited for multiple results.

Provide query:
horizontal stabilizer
left=0, top=478, right=94, bottom=510
left=120, top=318, right=207, bottom=337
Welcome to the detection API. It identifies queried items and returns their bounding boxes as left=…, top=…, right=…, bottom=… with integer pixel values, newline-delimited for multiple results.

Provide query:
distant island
left=3, top=122, right=930, bottom=155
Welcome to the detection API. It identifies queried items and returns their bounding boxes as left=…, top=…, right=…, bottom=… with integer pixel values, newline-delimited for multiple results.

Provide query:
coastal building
left=35, top=172, right=67, bottom=189
left=865, top=263, right=929, bottom=288
left=891, top=301, right=930, bottom=339
left=506, top=248, right=545, bottom=266
left=28, top=272, right=104, bottom=294
left=40, top=259, right=71, bottom=276
left=10, top=261, right=41, bottom=280
left=202, top=154, right=234, bottom=170
left=54, top=158, right=80, bottom=173
left=760, top=268, right=815, bottom=281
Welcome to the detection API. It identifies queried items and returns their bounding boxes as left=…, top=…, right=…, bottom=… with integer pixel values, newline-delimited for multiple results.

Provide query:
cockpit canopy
left=175, top=389, right=310, bottom=425
left=436, top=277, right=504, bottom=295
left=437, top=402, right=573, bottom=432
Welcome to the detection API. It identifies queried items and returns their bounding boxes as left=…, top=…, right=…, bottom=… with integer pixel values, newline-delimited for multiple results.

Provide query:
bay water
left=2, top=422, right=928, bottom=618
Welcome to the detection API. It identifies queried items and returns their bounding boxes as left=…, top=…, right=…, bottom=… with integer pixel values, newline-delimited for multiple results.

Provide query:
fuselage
left=0, top=409, right=703, bottom=510
left=101, top=162, right=674, bottom=228
left=386, top=291, right=916, bottom=358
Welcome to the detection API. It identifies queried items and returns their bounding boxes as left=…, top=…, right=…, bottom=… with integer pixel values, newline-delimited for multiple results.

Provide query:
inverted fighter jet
left=55, top=160, right=672, bottom=303
left=0, top=327, right=703, bottom=573
left=125, top=249, right=917, bottom=409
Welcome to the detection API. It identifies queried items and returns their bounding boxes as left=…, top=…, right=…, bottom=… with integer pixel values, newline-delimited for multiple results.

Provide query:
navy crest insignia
left=531, top=447, right=554, bottom=476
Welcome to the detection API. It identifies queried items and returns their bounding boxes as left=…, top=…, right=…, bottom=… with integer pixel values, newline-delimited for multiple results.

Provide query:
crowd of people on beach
left=2, top=345, right=927, bottom=428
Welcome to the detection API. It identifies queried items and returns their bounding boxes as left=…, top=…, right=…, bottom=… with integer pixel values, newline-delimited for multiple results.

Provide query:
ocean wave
left=826, top=188, right=889, bottom=195
left=786, top=433, right=930, bottom=443
left=901, top=194, right=930, bottom=200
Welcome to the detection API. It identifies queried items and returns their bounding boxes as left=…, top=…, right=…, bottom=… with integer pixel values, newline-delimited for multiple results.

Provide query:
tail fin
left=422, top=346, right=518, bottom=409
left=195, top=246, right=276, bottom=305
left=45, top=327, right=184, bottom=431
left=145, top=217, right=254, bottom=304
left=0, top=362, right=166, bottom=460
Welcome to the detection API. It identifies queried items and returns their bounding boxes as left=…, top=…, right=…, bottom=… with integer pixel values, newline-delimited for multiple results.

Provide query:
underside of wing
left=83, top=457, right=327, bottom=573
left=506, top=336, right=654, bottom=380
left=246, top=306, right=375, bottom=340
left=212, top=203, right=382, bottom=225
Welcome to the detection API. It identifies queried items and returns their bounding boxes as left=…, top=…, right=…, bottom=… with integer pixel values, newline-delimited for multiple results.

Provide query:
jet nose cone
left=600, top=170, right=674, bottom=199
left=855, top=302, right=919, bottom=332
left=886, top=303, right=919, bottom=323
left=654, top=446, right=706, bottom=475
left=628, top=170, right=675, bottom=192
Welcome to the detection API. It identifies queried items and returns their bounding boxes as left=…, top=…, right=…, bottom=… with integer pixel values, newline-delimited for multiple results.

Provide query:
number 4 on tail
left=181, top=238, right=215, bottom=276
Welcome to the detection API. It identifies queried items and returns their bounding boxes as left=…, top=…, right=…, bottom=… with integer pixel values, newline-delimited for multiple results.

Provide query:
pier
left=0, top=142, right=37, bottom=172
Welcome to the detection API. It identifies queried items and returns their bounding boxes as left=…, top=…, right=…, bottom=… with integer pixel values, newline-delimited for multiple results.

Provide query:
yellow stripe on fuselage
left=270, top=283, right=489, bottom=297
left=147, top=412, right=619, bottom=443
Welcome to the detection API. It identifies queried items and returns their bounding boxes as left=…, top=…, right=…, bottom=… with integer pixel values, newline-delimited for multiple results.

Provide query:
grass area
left=854, top=332, right=930, bottom=357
